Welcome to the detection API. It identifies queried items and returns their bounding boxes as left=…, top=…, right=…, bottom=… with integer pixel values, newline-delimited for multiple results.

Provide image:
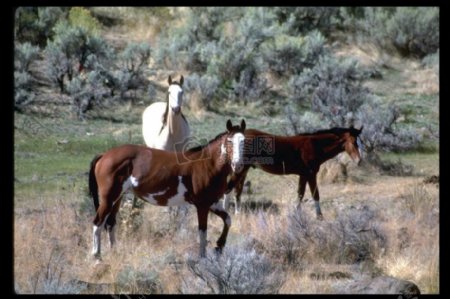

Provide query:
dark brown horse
left=224, top=126, right=363, bottom=219
left=89, top=120, right=246, bottom=260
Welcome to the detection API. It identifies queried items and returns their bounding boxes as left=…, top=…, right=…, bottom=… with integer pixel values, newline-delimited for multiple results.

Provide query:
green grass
left=379, top=151, right=439, bottom=176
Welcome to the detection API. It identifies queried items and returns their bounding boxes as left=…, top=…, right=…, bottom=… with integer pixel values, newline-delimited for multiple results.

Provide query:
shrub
left=115, top=266, right=161, bottom=294
left=44, top=22, right=111, bottom=93
left=422, top=49, right=439, bottom=75
left=289, top=55, right=371, bottom=126
left=351, top=7, right=439, bottom=58
left=14, top=42, right=40, bottom=73
left=14, top=71, right=36, bottom=112
left=68, top=7, right=102, bottom=36
left=114, top=42, right=151, bottom=99
left=184, top=73, right=220, bottom=110
left=14, top=42, right=40, bottom=111
left=182, top=244, right=285, bottom=294
left=356, top=99, right=423, bottom=154
left=15, top=7, right=68, bottom=46
left=66, top=70, right=109, bottom=120
left=260, top=31, right=327, bottom=77
left=265, top=205, right=387, bottom=266
left=273, top=7, right=341, bottom=36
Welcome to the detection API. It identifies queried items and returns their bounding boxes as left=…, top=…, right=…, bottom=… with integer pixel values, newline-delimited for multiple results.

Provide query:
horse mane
left=158, top=80, right=187, bottom=135
left=186, top=132, right=227, bottom=153
left=297, top=127, right=352, bottom=136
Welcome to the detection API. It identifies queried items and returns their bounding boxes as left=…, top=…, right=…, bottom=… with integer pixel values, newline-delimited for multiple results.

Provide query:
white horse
left=142, top=75, right=190, bottom=151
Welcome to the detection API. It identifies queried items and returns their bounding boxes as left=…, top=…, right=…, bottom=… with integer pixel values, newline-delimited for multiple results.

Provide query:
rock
left=336, top=275, right=420, bottom=295
left=318, top=158, right=348, bottom=184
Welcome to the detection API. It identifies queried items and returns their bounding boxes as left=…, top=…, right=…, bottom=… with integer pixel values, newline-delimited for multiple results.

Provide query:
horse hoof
left=214, top=247, right=223, bottom=255
left=317, top=214, right=324, bottom=221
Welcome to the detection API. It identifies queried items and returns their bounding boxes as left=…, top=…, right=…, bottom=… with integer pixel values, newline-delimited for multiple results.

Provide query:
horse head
left=343, top=126, right=364, bottom=165
left=222, top=119, right=246, bottom=174
left=167, top=75, right=184, bottom=114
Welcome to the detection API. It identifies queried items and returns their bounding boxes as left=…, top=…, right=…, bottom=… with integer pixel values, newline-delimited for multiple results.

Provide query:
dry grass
left=334, top=42, right=439, bottom=97
left=14, top=161, right=439, bottom=294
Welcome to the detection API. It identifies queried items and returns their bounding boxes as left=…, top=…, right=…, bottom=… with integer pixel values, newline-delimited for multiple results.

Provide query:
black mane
left=298, top=127, right=353, bottom=136
left=186, top=132, right=227, bottom=153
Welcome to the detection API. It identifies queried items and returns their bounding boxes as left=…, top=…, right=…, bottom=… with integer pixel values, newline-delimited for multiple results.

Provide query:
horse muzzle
left=231, top=162, right=244, bottom=174
left=171, top=106, right=181, bottom=114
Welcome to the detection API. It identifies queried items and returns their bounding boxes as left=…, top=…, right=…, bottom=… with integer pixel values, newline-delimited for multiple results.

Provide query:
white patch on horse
left=166, top=176, right=188, bottom=206
left=210, top=201, right=224, bottom=212
left=230, top=132, right=245, bottom=172
left=130, top=176, right=139, bottom=187
left=122, top=176, right=138, bottom=192
left=168, top=84, right=183, bottom=110
left=142, top=188, right=169, bottom=205
left=220, top=143, right=227, bottom=157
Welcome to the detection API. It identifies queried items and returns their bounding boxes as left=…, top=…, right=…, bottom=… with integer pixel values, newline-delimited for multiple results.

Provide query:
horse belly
left=139, top=176, right=190, bottom=207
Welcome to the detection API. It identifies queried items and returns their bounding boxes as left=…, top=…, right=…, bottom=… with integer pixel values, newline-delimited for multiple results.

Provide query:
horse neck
left=185, top=136, right=230, bottom=175
left=318, top=135, right=346, bottom=163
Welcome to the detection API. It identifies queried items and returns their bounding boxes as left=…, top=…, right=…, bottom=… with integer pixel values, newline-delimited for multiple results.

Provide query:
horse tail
left=89, top=154, right=103, bottom=211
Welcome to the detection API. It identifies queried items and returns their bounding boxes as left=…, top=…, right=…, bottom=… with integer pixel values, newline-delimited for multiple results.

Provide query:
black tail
left=89, top=154, right=103, bottom=211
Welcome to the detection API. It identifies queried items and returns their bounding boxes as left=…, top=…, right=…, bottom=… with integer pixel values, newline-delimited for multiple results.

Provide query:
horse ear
left=240, top=119, right=246, bottom=131
left=179, top=75, right=184, bottom=86
left=168, top=75, right=172, bottom=85
left=226, top=119, right=233, bottom=132
left=359, top=126, right=364, bottom=134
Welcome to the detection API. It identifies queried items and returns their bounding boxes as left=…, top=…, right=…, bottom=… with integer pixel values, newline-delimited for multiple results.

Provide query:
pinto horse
left=89, top=119, right=246, bottom=260
left=224, top=126, right=363, bottom=219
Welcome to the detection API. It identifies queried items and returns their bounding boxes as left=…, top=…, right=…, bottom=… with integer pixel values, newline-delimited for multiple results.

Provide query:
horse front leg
left=307, top=174, right=323, bottom=220
left=196, top=206, right=209, bottom=258
left=209, top=202, right=232, bottom=254
left=297, top=175, right=307, bottom=209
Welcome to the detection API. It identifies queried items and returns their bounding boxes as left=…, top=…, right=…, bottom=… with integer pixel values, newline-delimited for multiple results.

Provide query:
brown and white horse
left=89, top=119, right=246, bottom=260
left=142, top=75, right=190, bottom=151
left=224, top=126, right=363, bottom=219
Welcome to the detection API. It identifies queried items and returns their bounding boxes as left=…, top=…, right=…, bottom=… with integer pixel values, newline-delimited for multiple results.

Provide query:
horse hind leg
left=92, top=204, right=111, bottom=260
left=92, top=187, right=122, bottom=260
left=105, top=196, right=123, bottom=249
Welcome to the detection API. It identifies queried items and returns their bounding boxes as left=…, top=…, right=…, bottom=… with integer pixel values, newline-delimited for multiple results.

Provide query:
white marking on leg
left=234, top=195, right=240, bottom=214
left=210, top=201, right=224, bottom=212
left=225, top=215, right=232, bottom=227
left=223, top=194, right=229, bottom=210
left=91, top=213, right=110, bottom=258
left=199, top=229, right=207, bottom=257
left=315, top=201, right=322, bottom=215
left=92, top=225, right=101, bottom=257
